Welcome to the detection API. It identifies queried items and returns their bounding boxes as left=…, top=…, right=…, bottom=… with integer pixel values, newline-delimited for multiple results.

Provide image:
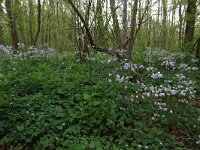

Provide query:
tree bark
left=184, top=0, right=197, bottom=50
left=146, top=0, right=151, bottom=47
left=122, top=0, right=128, bottom=48
left=178, top=0, right=183, bottom=48
left=196, top=37, right=200, bottom=59
left=34, top=0, right=41, bottom=46
left=96, top=0, right=105, bottom=45
left=157, top=0, right=161, bottom=47
left=16, top=0, right=26, bottom=45
left=161, top=0, right=167, bottom=49
left=29, top=0, right=34, bottom=45
left=170, top=0, right=176, bottom=49
left=5, top=0, right=19, bottom=51
left=127, top=0, right=139, bottom=60
left=110, top=0, right=122, bottom=48
left=0, top=0, right=4, bottom=43
left=82, top=0, right=91, bottom=61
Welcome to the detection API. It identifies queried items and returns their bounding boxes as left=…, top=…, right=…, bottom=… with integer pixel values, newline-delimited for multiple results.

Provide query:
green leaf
left=83, top=93, right=92, bottom=101
left=16, top=124, right=24, bottom=131
left=93, top=100, right=101, bottom=106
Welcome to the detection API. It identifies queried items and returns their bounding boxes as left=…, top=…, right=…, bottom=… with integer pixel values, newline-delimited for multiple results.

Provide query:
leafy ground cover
left=0, top=48, right=200, bottom=150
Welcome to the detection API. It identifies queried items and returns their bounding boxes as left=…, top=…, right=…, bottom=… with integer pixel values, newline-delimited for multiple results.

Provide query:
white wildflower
left=151, top=72, right=163, bottom=79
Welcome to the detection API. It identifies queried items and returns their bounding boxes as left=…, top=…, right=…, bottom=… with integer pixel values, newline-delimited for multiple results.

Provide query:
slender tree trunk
left=161, top=0, right=167, bottom=49
left=17, top=1, right=26, bottom=45
left=170, top=0, right=176, bottom=48
left=41, top=0, right=45, bottom=47
left=0, top=0, right=4, bottom=43
left=105, top=0, right=109, bottom=32
left=29, top=0, right=34, bottom=45
left=138, top=0, right=142, bottom=46
left=122, top=0, right=128, bottom=47
left=146, top=0, right=151, bottom=47
left=96, top=0, right=105, bottom=45
left=178, top=0, right=183, bottom=48
left=157, top=0, right=161, bottom=47
left=82, top=0, right=91, bottom=61
left=45, top=7, right=50, bottom=47
left=127, top=0, right=139, bottom=60
left=55, top=1, right=59, bottom=50
left=110, top=0, right=122, bottom=48
left=184, top=0, right=197, bottom=50
left=196, top=37, right=200, bottom=59
left=34, top=0, right=41, bottom=46
left=5, top=0, right=19, bottom=51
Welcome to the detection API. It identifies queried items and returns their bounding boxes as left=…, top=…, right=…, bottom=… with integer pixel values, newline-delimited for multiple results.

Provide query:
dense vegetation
left=0, top=0, right=200, bottom=150
left=0, top=48, right=200, bottom=149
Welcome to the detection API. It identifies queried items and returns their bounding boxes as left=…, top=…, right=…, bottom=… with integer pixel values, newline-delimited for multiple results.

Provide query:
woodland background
left=0, top=0, right=200, bottom=59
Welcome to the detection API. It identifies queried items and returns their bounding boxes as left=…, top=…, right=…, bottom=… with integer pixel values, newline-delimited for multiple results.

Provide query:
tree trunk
left=127, top=0, right=139, bottom=60
left=0, top=0, right=4, bottom=43
left=29, top=0, right=34, bottom=45
left=184, top=0, right=197, bottom=50
left=161, top=0, right=167, bottom=49
left=16, top=1, right=26, bottom=45
left=146, top=0, right=151, bottom=47
left=170, top=0, right=176, bottom=49
left=96, top=0, right=105, bottom=45
left=34, top=0, right=41, bottom=46
left=5, top=0, right=19, bottom=51
left=110, top=0, right=122, bottom=48
left=122, top=0, right=128, bottom=48
left=178, top=0, right=183, bottom=48
left=196, top=37, right=200, bottom=59
left=156, top=0, right=161, bottom=47
left=82, top=0, right=91, bottom=61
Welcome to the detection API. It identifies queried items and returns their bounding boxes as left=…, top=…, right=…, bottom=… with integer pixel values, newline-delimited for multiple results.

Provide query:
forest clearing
left=0, top=0, right=200, bottom=149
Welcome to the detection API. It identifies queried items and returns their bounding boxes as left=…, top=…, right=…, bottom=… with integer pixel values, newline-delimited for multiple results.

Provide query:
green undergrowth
left=0, top=52, right=200, bottom=150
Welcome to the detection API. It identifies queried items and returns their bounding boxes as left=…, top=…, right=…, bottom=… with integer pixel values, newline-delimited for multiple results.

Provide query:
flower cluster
left=146, top=66, right=157, bottom=72
left=0, top=44, right=55, bottom=58
left=0, top=45, right=13, bottom=54
left=154, top=102, right=168, bottom=111
left=161, top=60, right=175, bottom=69
left=115, top=74, right=130, bottom=83
left=151, top=72, right=163, bottom=79
left=139, top=81, right=196, bottom=99
left=178, top=63, right=198, bottom=71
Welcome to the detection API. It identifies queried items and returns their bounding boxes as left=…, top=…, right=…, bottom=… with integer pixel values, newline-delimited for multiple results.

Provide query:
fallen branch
left=67, top=0, right=141, bottom=82
left=67, top=0, right=126, bottom=60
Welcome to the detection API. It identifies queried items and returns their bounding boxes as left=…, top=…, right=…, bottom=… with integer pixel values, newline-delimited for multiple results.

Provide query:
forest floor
left=0, top=48, right=200, bottom=150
